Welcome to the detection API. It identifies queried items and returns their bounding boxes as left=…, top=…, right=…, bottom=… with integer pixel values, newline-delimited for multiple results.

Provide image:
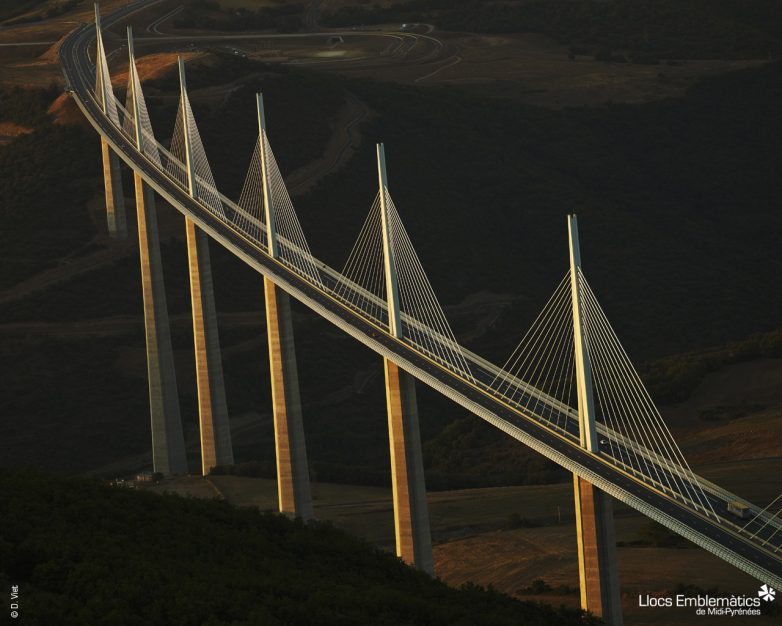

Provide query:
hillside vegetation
left=0, top=87, right=98, bottom=289
left=0, top=469, right=596, bottom=625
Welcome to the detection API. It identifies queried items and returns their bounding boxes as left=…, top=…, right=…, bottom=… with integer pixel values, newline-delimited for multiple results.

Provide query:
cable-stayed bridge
left=60, top=3, right=781, bottom=622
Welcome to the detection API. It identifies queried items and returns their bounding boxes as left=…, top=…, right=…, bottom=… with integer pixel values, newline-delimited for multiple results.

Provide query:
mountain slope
left=0, top=469, right=596, bottom=625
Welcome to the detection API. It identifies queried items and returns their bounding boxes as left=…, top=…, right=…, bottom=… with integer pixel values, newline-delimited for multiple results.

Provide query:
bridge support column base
left=101, top=136, right=126, bottom=239
left=135, top=173, right=186, bottom=475
left=264, top=277, right=313, bottom=520
left=185, top=217, right=234, bottom=475
left=574, top=474, right=623, bottom=625
left=384, top=359, right=433, bottom=574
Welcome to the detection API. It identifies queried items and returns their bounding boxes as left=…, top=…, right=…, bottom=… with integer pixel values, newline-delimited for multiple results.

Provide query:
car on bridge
left=727, top=501, right=752, bottom=519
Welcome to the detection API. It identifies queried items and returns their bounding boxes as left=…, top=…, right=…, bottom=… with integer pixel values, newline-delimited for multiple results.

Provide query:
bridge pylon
left=568, top=214, right=623, bottom=625
left=126, top=28, right=186, bottom=476
left=257, top=93, right=313, bottom=520
left=178, top=58, right=235, bottom=475
left=377, top=144, right=433, bottom=574
left=94, top=3, right=126, bottom=239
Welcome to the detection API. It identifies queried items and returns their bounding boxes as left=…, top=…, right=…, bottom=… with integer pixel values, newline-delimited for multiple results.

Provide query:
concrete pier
left=134, top=173, right=186, bottom=475
left=570, top=471, right=623, bottom=624
left=264, top=276, right=313, bottom=519
left=574, top=476, right=622, bottom=624
left=185, top=217, right=234, bottom=474
left=384, top=358, right=433, bottom=574
left=101, top=137, right=126, bottom=239
left=95, top=6, right=125, bottom=239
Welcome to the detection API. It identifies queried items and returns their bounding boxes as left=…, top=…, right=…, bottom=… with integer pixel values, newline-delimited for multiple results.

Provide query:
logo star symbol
left=758, top=585, right=776, bottom=602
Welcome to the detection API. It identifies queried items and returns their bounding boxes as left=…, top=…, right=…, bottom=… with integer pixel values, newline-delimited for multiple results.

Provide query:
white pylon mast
left=568, top=214, right=598, bottom=453
left=177, top=57, right=197, bottom=198
left=256, top=93, right=278, bottom=258
left=126, top=27, right=142, bottom=150
left=377, top=143, right=402, bottom=338
left=94, top=3, right=106, bottom=113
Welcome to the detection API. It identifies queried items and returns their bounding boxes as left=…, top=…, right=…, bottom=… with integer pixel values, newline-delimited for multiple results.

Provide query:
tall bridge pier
left=378, top=144, right=433, bottom=574
left=569, top=214, right=622, bottom=625
left=178, top=59, right=235, bottom=474
left=126, top=29, right=186, bottom=475
left=264, top=278, right=313, bottom=519
left=95, top=5, right=126, bottom=239
left=384, top=359, right=432, bottom=573
left=100, top=138, right=127, bottom=239
left=258, top=94, right=313, bottom=519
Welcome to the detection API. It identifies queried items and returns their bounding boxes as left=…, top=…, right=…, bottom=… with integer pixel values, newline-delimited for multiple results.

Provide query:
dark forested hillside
left=0, top=122, right=98, bottom=289
left=0, top=469, right=597, bottom=625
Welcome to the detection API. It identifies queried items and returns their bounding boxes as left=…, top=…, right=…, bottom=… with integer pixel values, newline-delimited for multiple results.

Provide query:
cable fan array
left=489, top=267, right=716, bottom=516
left=167, top=91, right=226, bottom=220
left=121, top=64, right=161, bottom=167
left=109, top=54, right=467, bottom=379
left=108, top=51, right=324, bottom=288
left=335, top=189, right=473, bottom=382
left=236, top=138, right=267, bottom=247
left=94, top=32, right=119, bottom=127
left=164, top=107, right=189, bottom=191
left=489, top=273, right=578, bottom=435
left=113, top=95, right=188, bottom=196
left=741, top=494, right=782, bottom=552
left=237, top=133, right=323, bottom=286
left=335, top=192, right=386, bottom=322
left=110, top=55, right=468, bottom=381
left=576, top=269, right=715, bottom=515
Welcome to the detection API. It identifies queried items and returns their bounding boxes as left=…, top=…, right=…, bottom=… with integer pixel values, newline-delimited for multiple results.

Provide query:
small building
left=135, top=471, right=154, bottom=483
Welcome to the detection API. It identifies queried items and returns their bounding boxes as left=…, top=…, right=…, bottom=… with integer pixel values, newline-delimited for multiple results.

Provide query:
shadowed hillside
left=0, top=469, right=597, bottom=625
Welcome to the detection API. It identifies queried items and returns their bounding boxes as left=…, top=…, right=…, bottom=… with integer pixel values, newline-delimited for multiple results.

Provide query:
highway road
left=60, top=0, right=782, bottom=587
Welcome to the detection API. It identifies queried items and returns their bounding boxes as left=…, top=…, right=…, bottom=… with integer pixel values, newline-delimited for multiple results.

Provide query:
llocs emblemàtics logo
left=639, top=585, right=776, bottom=618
